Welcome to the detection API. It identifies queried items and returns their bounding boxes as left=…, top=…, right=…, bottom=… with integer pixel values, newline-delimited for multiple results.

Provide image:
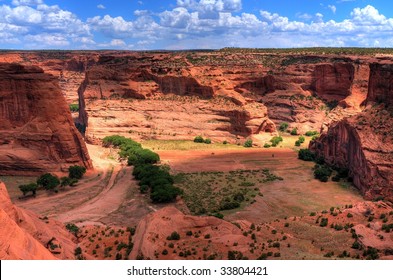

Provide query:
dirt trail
left=15, top=144, right=156, bottom=227
left=55, top=165, right=127, bottom=223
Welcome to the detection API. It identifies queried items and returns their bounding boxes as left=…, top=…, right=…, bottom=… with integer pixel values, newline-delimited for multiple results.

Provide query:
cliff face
left=0, top=182, right=76, bottom=259
left=311, top=61, right=393, bottom=202
left=0, top=63, right=92, bottom=175
left=312, top=63, right=355, bottom=101
left=77, top=54, right=276, bottom=144
left=367, top=63, right=393, bottom=106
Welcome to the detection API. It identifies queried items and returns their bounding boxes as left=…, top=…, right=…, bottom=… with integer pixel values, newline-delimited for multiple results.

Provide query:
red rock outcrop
left=311, top=60, right=393, bottom=202
left=367, top=63, right=393, bottom=106
left=0, top=182, right=76, bottom=259
left=129, top=206, right=251, bottom=260
left=311, top=63, right=355, bottom=101
left=77, top=54, right=277, bottom=144
left=0, top=63, right=92, bottom=175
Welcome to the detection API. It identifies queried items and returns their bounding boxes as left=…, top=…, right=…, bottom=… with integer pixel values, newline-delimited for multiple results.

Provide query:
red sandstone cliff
left=0, top=63, right=92, bottom=175
left=0, top=182, right=76, bottom=259
left=311, top=62, right=393, bottom=201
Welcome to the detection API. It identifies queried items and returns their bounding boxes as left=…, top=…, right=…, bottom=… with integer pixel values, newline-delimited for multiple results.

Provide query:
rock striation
left=0, top=63, right=92, bottom=175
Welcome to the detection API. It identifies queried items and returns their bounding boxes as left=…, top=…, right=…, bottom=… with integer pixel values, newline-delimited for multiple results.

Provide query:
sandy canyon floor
left=4, top=137, right=391, bottom=260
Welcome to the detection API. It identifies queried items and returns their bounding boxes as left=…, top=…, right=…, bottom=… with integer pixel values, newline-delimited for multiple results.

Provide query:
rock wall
left=0, top=182, right=76, bottom=259
left=311, top=60, right=393, bottom=201
left=0, top=63, right=92, bottom=175
left=367, top=63, right=393, bottom=106
left=311, top=63, right=355, bottom=101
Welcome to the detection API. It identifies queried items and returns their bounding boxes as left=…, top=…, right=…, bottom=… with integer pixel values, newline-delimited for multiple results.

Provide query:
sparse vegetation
left=69, top=103, right=79, bottom=112
left=279, top=122, right=289, bottom=132
left=37, top=173, right=60, bottom=191
left=244, top=139, right=253, bottom=148
left=270, top=136, right=283, bottom=147
left=19, top=183, right=37, bottom=196
left=298, top=149, right=315, bottom=161
left=68, top=165, right=86, bottom=179
left=193, top=136, right=204, bottom=143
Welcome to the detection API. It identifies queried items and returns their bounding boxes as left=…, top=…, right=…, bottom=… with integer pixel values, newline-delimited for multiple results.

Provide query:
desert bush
left=279, top=122, right=288, bottom=132
left=204, top=138, right=212, bottom=144
left=270, top=136, right=283, bottom=147
left=37, top=173, right=60, bottom=191
left=60, top=177, right=71, bottom=187
left=69, top=103, right=79, bottom=112
left=167, top=231, right=180, bottom=241
left=314, top=165, right=332, bottom=182
left=66, top=223, right=79, bottom=236
left=295, top=140, right=301, bottom=146
left=19, top=183, right=38, bottom=196
left=305, top=131, right=319, bottom=137
left=193, top=136, right=204, bottom=143
left=244, top=139, right=253, bottom=147
left=320, top=218, right=328, bottom=227
left=298, top=149, right=315, bottom=161
left=290, top=128, right=298, bottom=135
left=68, top=165, right=86, bottom=179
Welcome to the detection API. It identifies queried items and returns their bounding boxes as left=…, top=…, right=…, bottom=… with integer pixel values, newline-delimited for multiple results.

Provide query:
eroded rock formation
left=311, top=62, right=393, bottom=201
left=130, top=206, right=251, bottom=260
left=0, top=63, right=92, bottom=175
left=0, top=182, right=76, bottom=259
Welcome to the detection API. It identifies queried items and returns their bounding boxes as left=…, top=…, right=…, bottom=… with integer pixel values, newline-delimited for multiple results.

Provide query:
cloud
left=177, top=0, right=242, bottom=19
left=1, top=1, right=393, bottom=50
left=97, top=4, right=106, bottom=10
left=0, top=3, right=92, bottom=48
left=11, top=0, right=43, bottom=6
left=351, top=5, right=387, bottom=24
left=328, top=5, right=336, bottom=14
left=160, top=7, right=191, bottom=28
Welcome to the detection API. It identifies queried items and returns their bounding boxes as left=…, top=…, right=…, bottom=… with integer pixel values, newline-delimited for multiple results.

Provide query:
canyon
left=0, top=49, right=392, bottom=260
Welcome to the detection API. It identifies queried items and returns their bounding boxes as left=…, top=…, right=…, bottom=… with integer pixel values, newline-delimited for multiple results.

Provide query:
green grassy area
left=260, top=134, right=312, bottom=150
left=141, top=140, right=246, bottom=151
left=174, top=169, right=283, bottom=215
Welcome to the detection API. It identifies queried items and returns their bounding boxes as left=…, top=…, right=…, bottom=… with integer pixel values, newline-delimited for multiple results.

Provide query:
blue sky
left=1, top=0, right=393, bottom=49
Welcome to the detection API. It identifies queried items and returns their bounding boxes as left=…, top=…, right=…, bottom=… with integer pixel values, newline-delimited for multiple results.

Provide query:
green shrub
left=295, top=140, right=301, bottom=146
left=290, top=128, right=298, bottom=135
left=167, top=231, right=180, bottom=241
left=298, top=136, right=305, bottom=143
left=66, top=223, right=79, bottom=236
left=69, top=103, right=79, bottom=112
left=352, top=241, right=362, bottom=250
left=37, top=173, right=60, bottom=191
left=60, top=177, right=71, bottom=187
left=320, top=218, right=328, bottom=227
left=314, top=165, right=332, bottom=182
left=68, top=165, right=86, bottom=179
left=19, top=183, right=38, bottom=196
left=74, top=247, right=82, bottom=256
left=204, top=138, right=211, bottom=144
left=193, top=136, right=204, bottom=143
left=270, top=136, right=283, bottom=147
left=223, top=140, right=228, bottom=145
left=279, top=122, right=288, bottom=132
left=219, top=199, right=240, bottom=210
left=244, top=139, right=253, bottom=148
left=305, top=131, right=319, bottom=136
left=298, top=149, right=315, bottom=161
left=311, top=135, right=319, bottom=141
left=263, top=143, right=271, bottom=148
